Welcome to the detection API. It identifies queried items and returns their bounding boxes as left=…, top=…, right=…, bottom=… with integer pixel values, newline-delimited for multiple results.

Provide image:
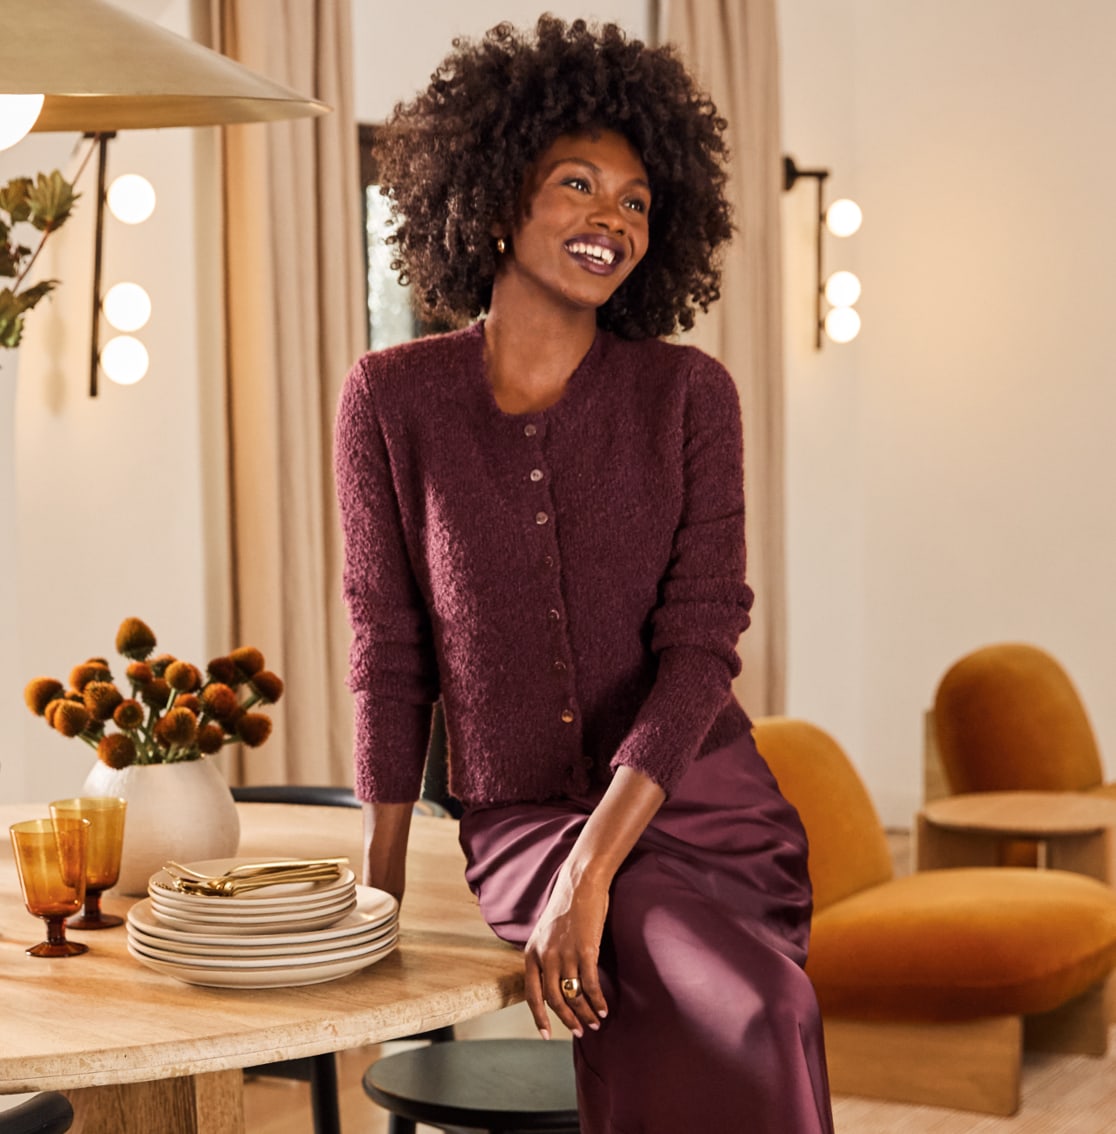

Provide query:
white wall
left=353, top=0, right=650, bottom=122
left=780, top=0, right=1116, bottom=823
left=0, top=1, right=213, bottom=804
left=4, top=0, right=1114, bottom=826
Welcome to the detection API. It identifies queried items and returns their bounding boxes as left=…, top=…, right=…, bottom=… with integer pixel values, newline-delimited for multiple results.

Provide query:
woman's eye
left=625, top=199, right=648, bottom=214
left=562, top=177, right=591, bottom=193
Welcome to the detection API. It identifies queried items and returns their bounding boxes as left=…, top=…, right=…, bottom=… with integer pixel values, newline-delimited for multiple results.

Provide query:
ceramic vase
left=81, top=756, right=241, bottom=895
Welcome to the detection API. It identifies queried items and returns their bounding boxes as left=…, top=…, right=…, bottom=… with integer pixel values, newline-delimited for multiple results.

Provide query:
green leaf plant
left=0, top=170, right=78, bottom=350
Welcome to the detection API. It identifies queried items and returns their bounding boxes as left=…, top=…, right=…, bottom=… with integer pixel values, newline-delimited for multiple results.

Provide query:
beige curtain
left=661, top=0, right=787, bottom=717
left=208, top=0, right=366, bottom=784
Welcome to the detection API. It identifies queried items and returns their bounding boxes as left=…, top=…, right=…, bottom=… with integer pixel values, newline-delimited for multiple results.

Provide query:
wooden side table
left=916, top=791, right=1116, bottom=884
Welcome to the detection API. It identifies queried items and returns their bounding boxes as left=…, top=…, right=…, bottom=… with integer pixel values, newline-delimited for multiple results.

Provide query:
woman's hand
left=524, top=866, right=610, bottom=1038
left=521, top=765, right=667, bottom=1039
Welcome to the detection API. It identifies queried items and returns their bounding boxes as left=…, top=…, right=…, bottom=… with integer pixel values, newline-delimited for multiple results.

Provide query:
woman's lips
left=564, top=235, right=626, bottom=275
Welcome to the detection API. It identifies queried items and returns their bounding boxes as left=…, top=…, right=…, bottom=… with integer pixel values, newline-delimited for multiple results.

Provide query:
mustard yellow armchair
left=752, top=716, right=1116, bottom=1116
left=933, top=641, right=1116, bottom=800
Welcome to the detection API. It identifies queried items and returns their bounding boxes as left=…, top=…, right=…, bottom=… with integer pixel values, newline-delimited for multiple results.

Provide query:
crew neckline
left=471, top=320, right=605, bottom=420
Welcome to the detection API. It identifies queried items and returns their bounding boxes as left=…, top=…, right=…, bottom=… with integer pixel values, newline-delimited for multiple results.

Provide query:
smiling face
left=495, top=129, right=652, bottom=318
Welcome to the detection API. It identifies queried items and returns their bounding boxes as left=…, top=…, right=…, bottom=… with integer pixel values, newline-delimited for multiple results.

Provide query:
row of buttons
left=523, top=421, right=577, bottom=730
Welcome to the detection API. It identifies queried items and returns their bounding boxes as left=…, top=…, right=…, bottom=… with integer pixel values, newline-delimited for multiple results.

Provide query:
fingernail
left=589, top=1021, right=600, bottom=1031
left=572, top=1028, right=583, bottom=1038
left=539, top=1027, right=551, bottom=1040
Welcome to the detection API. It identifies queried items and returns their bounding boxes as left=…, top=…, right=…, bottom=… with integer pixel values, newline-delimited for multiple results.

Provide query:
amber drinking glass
left=50, top=796, right=127, bottom=929
left=9, top=817, right=90, bottom=956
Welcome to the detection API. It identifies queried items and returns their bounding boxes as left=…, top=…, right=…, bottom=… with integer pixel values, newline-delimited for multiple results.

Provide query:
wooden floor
left=242, top=830, right=1116, bottom=1133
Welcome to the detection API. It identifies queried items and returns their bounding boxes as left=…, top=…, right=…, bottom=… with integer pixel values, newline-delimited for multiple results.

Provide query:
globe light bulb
left=825, top=198, right=862, bottom=238
left=0, top=94, right=45, bottom=152
left=824, top=306, right=861, bottom=344
left=101, top=335, right=149, bottom=385
left=102, top=282, right=152, bottom=333
left=824, top=271, right=862, bottom=308
left=107, top=174, right=156, bottom=224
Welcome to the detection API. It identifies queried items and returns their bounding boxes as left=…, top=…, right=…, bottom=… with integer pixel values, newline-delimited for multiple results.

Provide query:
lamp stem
left=89, top=132, right=113, bottom=398
left=815, top=173, right=827, bottom=351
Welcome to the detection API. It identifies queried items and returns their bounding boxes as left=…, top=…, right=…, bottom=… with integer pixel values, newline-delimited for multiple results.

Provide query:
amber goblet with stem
left=50, top=797, right=127, bottom=929
left=9, top=817, right=90, bottom=956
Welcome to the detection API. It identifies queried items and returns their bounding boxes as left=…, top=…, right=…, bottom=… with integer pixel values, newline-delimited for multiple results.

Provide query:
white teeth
left=567, top=241, right=616, bottom=265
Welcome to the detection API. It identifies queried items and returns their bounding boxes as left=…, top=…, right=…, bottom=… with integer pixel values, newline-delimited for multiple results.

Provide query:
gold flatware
left=167, top=865, right=344, bottom=897
left=163, top=857, right=348, bottom=881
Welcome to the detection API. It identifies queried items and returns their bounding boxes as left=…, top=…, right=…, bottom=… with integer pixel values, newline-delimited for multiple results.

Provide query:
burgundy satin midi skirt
left=459, top=733, right=835, bottom=1134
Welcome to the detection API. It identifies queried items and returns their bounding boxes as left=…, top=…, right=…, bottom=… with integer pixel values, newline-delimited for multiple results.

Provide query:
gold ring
left=560, top=977, right=581, bottom=1000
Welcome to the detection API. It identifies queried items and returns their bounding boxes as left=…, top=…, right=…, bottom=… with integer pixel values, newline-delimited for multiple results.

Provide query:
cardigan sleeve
left=608, top=352, right=753, bottom=796
left=334, top=356, right=437, bottom=803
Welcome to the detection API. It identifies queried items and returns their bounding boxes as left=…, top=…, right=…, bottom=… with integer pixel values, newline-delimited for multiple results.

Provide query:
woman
left=335, top=16, right=833, bottom=1133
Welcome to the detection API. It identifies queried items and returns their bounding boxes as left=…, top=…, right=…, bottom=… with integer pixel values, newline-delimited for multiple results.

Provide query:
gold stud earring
left=496, top=237, right=507, bottom=255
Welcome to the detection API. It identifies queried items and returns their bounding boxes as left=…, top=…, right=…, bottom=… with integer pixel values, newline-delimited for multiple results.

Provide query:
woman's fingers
left=523, top=957, right=552, bottom=1039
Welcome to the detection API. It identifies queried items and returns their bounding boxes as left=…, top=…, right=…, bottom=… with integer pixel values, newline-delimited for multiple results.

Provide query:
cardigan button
left=560, top=709, right=575, bottom=724
left=543, top=554, right=555, bottom=568
left=523, top=423, right=537, bottom=437
left=552, top=659, right=567, bottom=672
left=530, top=468, right=544, bottom=482
left=547, top=608, right=561, bottom=622
left=535, top=512, right=549, bottom=525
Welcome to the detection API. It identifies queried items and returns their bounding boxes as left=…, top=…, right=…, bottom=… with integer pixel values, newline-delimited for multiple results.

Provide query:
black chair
left=0, top=1092, right=74, bottom=1134
left=230, top=782, right=362, bottom=1134
left=362, top=1038, right=579, bottom=1134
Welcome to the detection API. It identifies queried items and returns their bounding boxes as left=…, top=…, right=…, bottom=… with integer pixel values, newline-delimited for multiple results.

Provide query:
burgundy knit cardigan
left=334, top=322, right=754, bottom=806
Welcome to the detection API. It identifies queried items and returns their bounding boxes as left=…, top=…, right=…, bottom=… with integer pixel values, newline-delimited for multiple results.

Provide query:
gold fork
left=168, top=865, right=344, bottom=896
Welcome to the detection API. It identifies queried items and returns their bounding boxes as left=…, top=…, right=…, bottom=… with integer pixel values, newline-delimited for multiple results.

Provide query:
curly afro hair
left=373, top=15, right=733, bottom=340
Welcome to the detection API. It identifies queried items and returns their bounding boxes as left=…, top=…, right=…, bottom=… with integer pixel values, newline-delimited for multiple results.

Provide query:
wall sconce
left=0, top=0, right=327, bottom=396
left=783, top=155, right=863, bottom=349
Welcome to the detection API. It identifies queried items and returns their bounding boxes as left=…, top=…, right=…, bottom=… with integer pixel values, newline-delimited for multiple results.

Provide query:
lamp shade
left=0, top=0, right=327, bottom=131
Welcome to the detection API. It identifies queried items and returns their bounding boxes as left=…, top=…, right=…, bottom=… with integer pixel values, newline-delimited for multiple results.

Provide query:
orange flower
left=200, top=682, right=239, bottom=724
left=206, top=656, right=240, bottom=686
left=153, top=706, right=198, bottom=749
left=149, top=653, right=177, bottom=678
left=27, top=619, right=282, bottom=765
left=197, top=722, right=226, bottom=755
left=236, top=712, right=272, bottom=748
left=24, top=677, right=64, bottom=716
left=83, top=681, right=123, bottom=722
left=112, top=698, right=145, bottom=730
left=69, top=661, right=112, bottom=692
left=140, top=677, right=171, bottom=709
left=166, top=660, right=202, bottom=692
left=249, top=670, right=284, bottom=704
left=53, top=701, right=91, bottom=738
left=230, top=646, right=265, bottom=679
left=115, top=617, right=157, bottom=660
left=98, top=733, right=137, bottom=769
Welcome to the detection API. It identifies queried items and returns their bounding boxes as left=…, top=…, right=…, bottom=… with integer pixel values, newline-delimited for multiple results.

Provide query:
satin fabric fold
left=460, top=734, right=835, bottom=1133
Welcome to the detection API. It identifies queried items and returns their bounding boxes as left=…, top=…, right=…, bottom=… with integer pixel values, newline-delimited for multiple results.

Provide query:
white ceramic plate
left=149, top=885, right=356, bottom=919
left=127, top=916, right=397, bottom=959
left=127, top=935, right=398, bottom=988
left=128, top=929, right=399, bottom=969
left=149, top=896, right=357, bottom=934
left=128, top=885, right=397, bottom=945
left=148, top=882, right=357, bottom=917
left=148, top=859, right=356, bottom=907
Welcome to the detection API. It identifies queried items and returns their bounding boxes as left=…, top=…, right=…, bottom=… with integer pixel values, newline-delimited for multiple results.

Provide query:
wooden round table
left=916, top=791, right=1116, bottom=882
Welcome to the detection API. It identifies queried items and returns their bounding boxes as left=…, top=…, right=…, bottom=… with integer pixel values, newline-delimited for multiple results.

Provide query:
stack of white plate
left=126, top=857, right=398, bottom=988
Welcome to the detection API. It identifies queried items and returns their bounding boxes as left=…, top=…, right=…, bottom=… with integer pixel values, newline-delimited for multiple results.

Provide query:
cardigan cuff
left=352, top=690, right=433, bottom=803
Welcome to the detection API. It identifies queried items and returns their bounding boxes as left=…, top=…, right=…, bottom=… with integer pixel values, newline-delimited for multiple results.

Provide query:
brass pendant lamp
left=0, top=0, right=328, bottom=394
left=0, top=0, right=327, bottom=132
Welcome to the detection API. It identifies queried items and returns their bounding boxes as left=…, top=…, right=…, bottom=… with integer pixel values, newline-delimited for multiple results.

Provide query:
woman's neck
left=483, top=295, right=598, bottom=415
